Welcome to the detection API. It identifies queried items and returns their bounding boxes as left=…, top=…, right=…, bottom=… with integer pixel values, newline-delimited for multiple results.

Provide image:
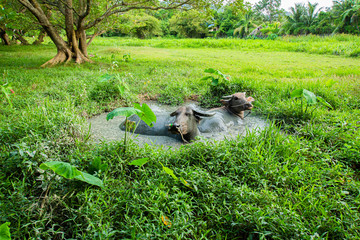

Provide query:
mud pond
left=88, top=102, right=269, bottom=148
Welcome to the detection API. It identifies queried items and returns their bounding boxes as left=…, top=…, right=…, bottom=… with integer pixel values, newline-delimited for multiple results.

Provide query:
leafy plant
left=201, top=68, right=231, bottom=86
left=123, top=54, right=131, bottom=62
left=290, top=88, right=333, bottom=116
left=158, top=84, right=186, bottom=106
left=107, top=103, right=156, bottom=153
left=40, top=161, right=104, bottom=188
left=0, top=222, right=11, bottom=240
left=1, top=72, right=14, bottom=108
left=88, top=157, right=109, bottom=174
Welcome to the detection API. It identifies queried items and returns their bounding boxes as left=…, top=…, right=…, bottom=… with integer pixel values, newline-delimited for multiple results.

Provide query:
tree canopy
left=16, top=0, right=224, bottom=66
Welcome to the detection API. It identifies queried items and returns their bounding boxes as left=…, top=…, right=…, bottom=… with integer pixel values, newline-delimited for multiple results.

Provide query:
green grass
left=0, top=36, right=360, bottom=239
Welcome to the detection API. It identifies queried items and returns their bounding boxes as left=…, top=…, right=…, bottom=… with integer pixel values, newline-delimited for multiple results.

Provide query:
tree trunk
left=33, top=29, right=46, bottom=45
left=18, top=0, right=93, bottom=67
left=14, top=30, right=30, bottom=45
left=0, top=27, right=11, bottom=45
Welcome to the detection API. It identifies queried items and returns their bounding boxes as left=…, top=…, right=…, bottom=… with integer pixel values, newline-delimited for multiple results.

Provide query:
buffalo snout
left=168, top=106, right=214, bottom=142
left=221, top=92, right=255, bottom=119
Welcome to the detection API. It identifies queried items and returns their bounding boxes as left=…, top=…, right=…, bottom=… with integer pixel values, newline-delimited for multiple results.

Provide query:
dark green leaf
left=129, top=158, right=149, bottom=167
left=40, top=161, right=82, bottom=179
left=200, top=76, right=213, bottom=81
left=204, top=68, right=216, bottom=73
left=134, top=103, right=156, bottom=127
left=0, top=222, right=11, bottom=240
left=211, top=78, right=219, bottom=86
left=106, top=107, right=141, bottom=121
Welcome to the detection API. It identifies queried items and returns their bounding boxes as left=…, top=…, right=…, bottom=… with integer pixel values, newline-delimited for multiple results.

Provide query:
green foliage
left=89, top=75, right=120, bottom=102
left=158, top=84, right=186, bottom=106
left=106, top=107, right=141, bottom=120
left=201, top=68, right=231, bottom=86
left=0, top=82, right=14, bottom=109
left=0, top=222, right=11, bottom=240
left=169, top=10, right=209, bottom=38
left=199, top=68, right=235, bottom=108
left=290, top=88, right=333, bottom=118
left=40, top=161, right=104, bottom=188
left=88, top=157, right=108, bottom=174
left=134, top=102, right=156, bottom=127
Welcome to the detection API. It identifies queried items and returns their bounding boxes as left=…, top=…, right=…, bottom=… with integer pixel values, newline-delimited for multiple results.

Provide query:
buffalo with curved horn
left=120, top=92, right=255, bottom=143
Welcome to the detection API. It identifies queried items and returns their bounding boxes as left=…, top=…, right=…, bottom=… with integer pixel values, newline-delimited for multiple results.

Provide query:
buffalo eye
left=233, top=96, right=238, bottom=100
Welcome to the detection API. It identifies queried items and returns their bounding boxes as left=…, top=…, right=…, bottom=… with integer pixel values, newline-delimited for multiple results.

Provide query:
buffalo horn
left=221, top=95, right=233, bottom=99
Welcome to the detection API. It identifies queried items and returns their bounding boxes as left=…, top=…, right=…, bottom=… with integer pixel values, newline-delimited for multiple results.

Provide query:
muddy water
left=88, top=102, right=268, bottom=148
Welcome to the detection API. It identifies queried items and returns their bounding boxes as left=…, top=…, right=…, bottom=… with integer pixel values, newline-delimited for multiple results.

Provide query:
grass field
left=0, top=35, right=360, bottom=239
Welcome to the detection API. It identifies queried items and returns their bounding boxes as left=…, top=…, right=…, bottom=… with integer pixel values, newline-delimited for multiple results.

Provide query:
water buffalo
left=120, top=92, right=254, bottom=143
left=119, top=107, right=214, bottom=142
left=169, top=92, right=255, bottom=139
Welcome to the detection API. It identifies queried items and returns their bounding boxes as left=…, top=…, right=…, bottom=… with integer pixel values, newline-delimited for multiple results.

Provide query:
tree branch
left=84, top=0, right=192, bottom=29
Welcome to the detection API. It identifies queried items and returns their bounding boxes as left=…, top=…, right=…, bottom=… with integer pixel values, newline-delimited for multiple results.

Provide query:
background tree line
left=1, top=0, right=359, bottom=44
left=0, top=0, right=359, bottom=65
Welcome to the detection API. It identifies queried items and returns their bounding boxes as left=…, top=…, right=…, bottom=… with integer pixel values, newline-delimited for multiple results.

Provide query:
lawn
left=0, top=36, right=359, bottom=239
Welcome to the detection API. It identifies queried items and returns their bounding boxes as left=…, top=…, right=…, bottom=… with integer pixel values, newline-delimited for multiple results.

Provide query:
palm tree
left=281, top=3, right=306, bottom=34
left=233, top=12, right=258, bottom=38
left=304, top=2, right=322, bottom=27
left=333, top=0, right=360, bottom=33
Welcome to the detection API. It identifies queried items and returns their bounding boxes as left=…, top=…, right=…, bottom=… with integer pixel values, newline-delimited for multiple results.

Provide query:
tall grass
left=93, top=34, right=360, bottom=57
left=0, top=36, right=360, bottom=239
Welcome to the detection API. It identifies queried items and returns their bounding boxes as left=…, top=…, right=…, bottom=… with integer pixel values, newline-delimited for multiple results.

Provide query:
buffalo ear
left=247, top=97, right=255, bottom=102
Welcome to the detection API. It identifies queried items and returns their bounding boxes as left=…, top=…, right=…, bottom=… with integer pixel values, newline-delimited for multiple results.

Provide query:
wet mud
left=88, top=102, right=269, bottom=148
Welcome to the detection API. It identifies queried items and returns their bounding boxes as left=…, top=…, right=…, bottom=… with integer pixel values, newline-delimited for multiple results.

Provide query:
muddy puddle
left=88, top=102, right=269, bottom=148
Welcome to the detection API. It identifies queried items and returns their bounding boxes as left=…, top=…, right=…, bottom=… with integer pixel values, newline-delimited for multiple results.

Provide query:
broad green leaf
left=211, top=78, right=219, bottom=86
left=74, top=172, right=104, bottom=188
left=134, top=103, right=156, bottom=127
left=129, top=158, right=149, bottom=167
left=200, top=76, right=213, bottom=81
left=303, top=89, right=317, bottom=105
left=290, top=89, right=303, bottom=98
left=106, top=107, right=141, bottom=121
left=317, top=96, right=333, bottom=109
left=0, top=222, right=11, bottom=240
left=99, top=73, right=114, bottom=82
left=40, top=161, right=82, bottom=179
left=40, top=161, right=103, bottom=188
left=204, top=68, right=216, bottom=73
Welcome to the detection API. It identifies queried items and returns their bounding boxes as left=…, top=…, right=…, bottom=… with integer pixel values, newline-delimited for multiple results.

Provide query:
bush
left=89, top=79, right=119, bottom=102
left=157, top=84, right=187, bottom=105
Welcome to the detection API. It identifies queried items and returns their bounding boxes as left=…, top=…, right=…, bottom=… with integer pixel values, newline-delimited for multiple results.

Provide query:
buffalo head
left=220, top=92, right=255, bottom=119
left=168, top=106, right=214, bottom=142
